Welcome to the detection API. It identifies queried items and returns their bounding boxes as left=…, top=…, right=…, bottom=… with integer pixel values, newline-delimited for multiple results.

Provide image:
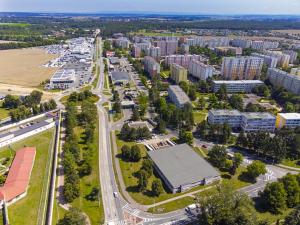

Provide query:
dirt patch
left=0, top=47, right=58, bottom=87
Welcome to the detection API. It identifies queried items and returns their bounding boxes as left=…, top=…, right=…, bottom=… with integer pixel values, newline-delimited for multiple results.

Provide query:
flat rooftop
left=168, top=85, right=190, bottom=105
left=213, top=80, right=264, bottom=84
left=111, top=71, right=130, bottom=82
left=242, top=112, right=276, bottom=120
left=278, top=113, right=300, bottom=120
left=209, top=109, right=242, bottom=117
left=148, top=144, right=220, bottom=189
left=51, top=69, right=75, bottom=81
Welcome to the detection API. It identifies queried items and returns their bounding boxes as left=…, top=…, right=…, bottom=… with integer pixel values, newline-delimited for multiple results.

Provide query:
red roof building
left=0, top=147, right=36, bottom=204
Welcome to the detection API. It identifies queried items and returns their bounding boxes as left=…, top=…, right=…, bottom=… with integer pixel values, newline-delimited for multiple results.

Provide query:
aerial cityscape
left=1, top=0, right=300, bottom=225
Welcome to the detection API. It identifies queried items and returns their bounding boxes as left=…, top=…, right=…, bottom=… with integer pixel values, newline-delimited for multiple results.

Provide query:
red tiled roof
left=0, top=147, right=36, bottom=202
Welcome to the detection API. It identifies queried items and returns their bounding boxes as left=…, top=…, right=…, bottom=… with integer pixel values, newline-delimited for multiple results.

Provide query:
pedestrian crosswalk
left=122, top=203, right=156, bottom=223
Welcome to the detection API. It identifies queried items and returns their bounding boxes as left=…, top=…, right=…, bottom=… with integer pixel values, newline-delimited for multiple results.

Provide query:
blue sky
left=0, top=0, right=300, bottom=14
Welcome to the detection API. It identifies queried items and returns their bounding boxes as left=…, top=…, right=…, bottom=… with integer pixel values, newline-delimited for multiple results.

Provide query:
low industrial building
left=212, top=80, right=264, bottom=93
left=208, top=110, right=276, bottom=132
left=111, top=71, right=130, bottom=85
left=168, top=85, right=190, bottom=108
left=50, top=69, right=76, bottom=90
left=0, top=147, right=36, bottom=207
left=148, top=144, right=220, bottom=193
left=276, top=113, right=300, bottom=129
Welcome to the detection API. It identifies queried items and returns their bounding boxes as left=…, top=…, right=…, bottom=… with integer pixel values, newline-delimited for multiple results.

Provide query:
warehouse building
left=148, top=144, right=220, bottom=193
left=50, top=69, right=76, bottom=90
left=212, top=80, right=264, bottom=93
left=111, top=71, right=130, bottom=85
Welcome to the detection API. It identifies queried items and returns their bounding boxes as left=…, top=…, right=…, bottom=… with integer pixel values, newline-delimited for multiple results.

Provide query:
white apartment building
left=283, top=50, right=298, bottom=64
left=50, top=69, right=76, bottom=90
left=146, top=46, right=161, bottom=60
left=155, top=40, right=178, bottom=56
left=251, top=53, right=278, bottom=68
left=231, top=39, right=252, bottom=49
left=251, top=41, right=279, bottom=51
left=168, top=85, right=190, bottom=108
left=165, top=55, right=205, bottom=68
left=186, top=37, right=205, bottom=47
left=276, top=113, right=300, bottom=129
left=265, top=51, right=290, bottom=68
left=221, top=57, right=264, bottom=80
left=212, top=80, right=264, bottom=93
left=143, top=56, right=160, bottom=77
left=115, top=38, right=130, bottom=49
left=241, top=112, right=276, bottom=132
left=267, top=68, right=300, bottom=95
left=188, top=60, right=214, bottom=80
left=208, top=110, right=243, bottom=128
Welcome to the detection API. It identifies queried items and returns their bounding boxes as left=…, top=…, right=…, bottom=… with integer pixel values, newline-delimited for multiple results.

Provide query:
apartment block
left=208, top=110, right=243, bottom=128
left=165, top=54, right=205, bottom=68
left=170, top=64, right=188, bottom=84
left=267, top=68, right=300, bottom=95
left=265, top=51, right=290, bottom=68
left=155, top=40, right=178, bottom=56
left=115, top=38, right=130, bottom=49
left=283, top=50, right=298, bottom=64
left=143, top=56, right=160, bottom=77
left=168, top=85, right=190, bottom=108
left=186, top=37, right=205, bottom=47
left=188, top=60, right=214, bottom=80
left=251, top=53, right=278, bottom=68
left=241, top=112, right=276, bottom=132
left=146, top=46, right=161, bottom=61
left=251, top=41, right=279, bottom=51
left=276, top=113, right=300, bottom=129
left=231, top=39, right=252, bottom=49
left=212, top=80, right=264, bottom=93
left=215, top=47, right=243, bottom=56
left=221, top=57, right=264, bottom=80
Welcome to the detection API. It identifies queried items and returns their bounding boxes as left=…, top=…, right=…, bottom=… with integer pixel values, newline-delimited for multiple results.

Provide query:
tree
left=130, top=145, right=141, bottom=162
left=179, top=81, right=189, bottom=93
left=58, top=207, right=86, bottom=225
left=280, top=173, right=300, bottom=208
left=230, top=152, right=244, bottom=175
left=131, top=107, right=140, bottom=121
left=198, top=184, right=259, bottom=225
left=152, top=179, right=164, bottom=197
left=208, top=145, right=227, bottom=168
left=245, top=160, right=267, bottom=181
left=217, top=84, right=228, bottom=101
left=138, top=170, right=148, bottom=192
left=259, top=182, right=287, bottom=214
left=113, top=101, right=121, bottom=113
left=198, top=96, right=206, bottom=110
left=284, top=206, right=300, bottom=225
left=188, top=85, right=197, bottom=101
left=237, top=131, right=248, bottom=147
left=141, top=159, right=153, bottom=178
left=156, top=118, right=166, bottom=134
left=229, top=94, right=244, bottom=111
left=179, top=129, right=193, bottom=145
left=121, top=145, right=131, bottom=159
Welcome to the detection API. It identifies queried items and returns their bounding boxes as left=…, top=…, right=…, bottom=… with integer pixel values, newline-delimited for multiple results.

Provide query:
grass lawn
left=113, top=112, right=123, bottom=122
left=71, top=116, right=104, bottom=225
left=60, top=94, right=99, bottom=106
left=160, top=71, right=170, bottom=79
left=92, top=65, right=100, bottom=89
left=281, top=159, right=300, bottom=169
left=0, top=101, right=10, bottom=120
left=104, top=72, right=110, bottom=90
left=147, top=197, right=195, bottom=214
left=193, top=110, right=208, bottom=124
left=5, top=129, right=55, bottom=225
left=115, top=133, right=217, bottom=205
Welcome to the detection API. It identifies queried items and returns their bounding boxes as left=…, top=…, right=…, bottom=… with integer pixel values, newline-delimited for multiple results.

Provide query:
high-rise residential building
left=155, top=40, right=178, bottom=56
left=212, top=80, right=264, bottom=93
left=165, top=55, right=205, bottom=68
left=283, top=50, right=298, bottom=64
left=168, top=85, right=190, bottom=108
left=170, top=63, right=188, bottom=84
left=146, top=46, right=161, bottom=61
left=186, top=37, right=205, bottom=47
left=291, top=68, right=300, bottom=76
left=251, top=53, right=278, bottom=68
left=276, top=113, right=300, bottom=129
left=267, top=68, right=300, bottom=95
left=188, top=60, right=214, bottom=80
left=231, top=39, right=252, bottom=49
left=143, top=56, right=161, bottom=77
left=221, top=57, right=264, bottom=80
left=264, top=51, right=290, bottom=68
left=132, top=44, right=141, bottom=58
left=251, top=41, right=279, bottom=51
left=115, top=37, right=130, bottom=49
left=205, top=37, right=230, bottom=48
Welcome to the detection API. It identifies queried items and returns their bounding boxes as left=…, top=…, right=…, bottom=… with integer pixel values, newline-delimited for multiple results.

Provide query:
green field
left=4, top=129, right=55, bottom=225
left=92, top=65, right=100, bottom=89
left=147, top=197, right=195, bottom=214
left=281, top=159, right=300, bottom=169
left=0, top=23, right=30, bottom=27
left=71, top=117, right=104, bottom=224
left=193, top=110, right=208, bottom=124
left=129, top=30, right=188, bottom=37
left=0, top=101, right=10, bottom=120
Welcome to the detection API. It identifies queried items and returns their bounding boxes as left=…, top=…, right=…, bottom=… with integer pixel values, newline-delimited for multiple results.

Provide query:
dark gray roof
left=148, top=144, right=220, bottom=188
left=111, top=71, right=130, bottom=82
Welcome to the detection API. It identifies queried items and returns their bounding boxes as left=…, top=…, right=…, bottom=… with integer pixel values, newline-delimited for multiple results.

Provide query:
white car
left=113, top=192, right=118, bottom=198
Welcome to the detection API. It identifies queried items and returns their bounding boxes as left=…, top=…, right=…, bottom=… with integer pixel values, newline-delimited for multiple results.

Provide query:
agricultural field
left=0, top=48, right=58, bottom=87
left=2, top=129, right=55, bottom=225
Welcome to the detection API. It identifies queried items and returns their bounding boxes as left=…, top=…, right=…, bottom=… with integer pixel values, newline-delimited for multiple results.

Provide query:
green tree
left=152, top=179, right=164, bottom=197
left=138, top=169, right=148, bottom=192
left=259, top=182, right=287, bottom=214
left=179, top=129, right=194, bottom=145
left=245, top=160, right=267, bottom=181
left=130, top=145, right=141, bottom=162
left=58, top=207, right=86, bottom=225
left=131, top=107, right=140, bottom=121
left=217, top=84, right=228, bottom=101
left=208, top=145, right=227, bottom=168
left=284, top=206, right=300, bottom=225
left=198, top=96, right=206, bottom=110
left=237, top=131, right=248, bottom=147
left=280, top=173, right=300, bottom=208
left=229, top=94, right=244, bottom=111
